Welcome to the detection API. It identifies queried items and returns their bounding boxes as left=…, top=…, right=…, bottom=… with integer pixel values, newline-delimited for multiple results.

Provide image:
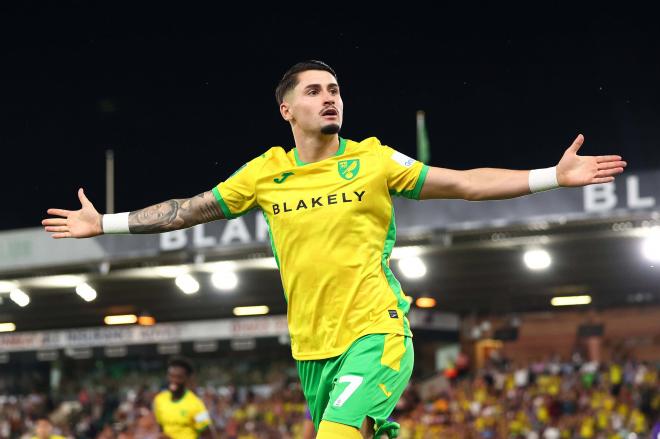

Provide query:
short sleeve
left=379, top=144, right=429, bottom=200
left=192, top=399, right=211, bottom=432
left=212, top=153, right=267, bottom=219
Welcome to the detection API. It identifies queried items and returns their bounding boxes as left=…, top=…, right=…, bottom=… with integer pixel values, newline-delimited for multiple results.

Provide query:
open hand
left=42, top=188, right=103, bottom=238
left=556, top=134, right=626, bottom=187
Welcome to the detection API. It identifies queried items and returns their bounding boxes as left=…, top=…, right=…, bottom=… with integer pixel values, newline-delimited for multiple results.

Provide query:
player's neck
left=170, top=389, right=186, bottom=401
left=293, top=132, right=340, bottom=164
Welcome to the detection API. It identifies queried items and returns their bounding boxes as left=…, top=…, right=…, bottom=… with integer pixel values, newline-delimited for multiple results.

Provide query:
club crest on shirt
left=338, top=159, right=360, bottom=180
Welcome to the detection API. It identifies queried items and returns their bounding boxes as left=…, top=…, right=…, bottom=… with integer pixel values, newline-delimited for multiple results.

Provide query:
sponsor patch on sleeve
left=195, top=411, right=210, bottom=423
left=390, top=151, right=416, bottom=168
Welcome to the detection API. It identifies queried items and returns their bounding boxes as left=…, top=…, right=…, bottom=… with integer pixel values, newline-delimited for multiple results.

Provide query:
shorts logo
left=378, top=383, right=392, bottom=398
left=338, top=159, right=360, bottom=180
left=388, top=310, right=398, bottom=319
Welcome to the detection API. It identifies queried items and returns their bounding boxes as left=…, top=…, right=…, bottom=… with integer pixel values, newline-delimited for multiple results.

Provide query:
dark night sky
left=1, top=3, right=658, bottom=231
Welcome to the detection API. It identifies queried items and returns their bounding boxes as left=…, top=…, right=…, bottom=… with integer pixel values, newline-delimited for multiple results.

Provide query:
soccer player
left=43, top=60, right=626, bottom=438
left=152, top=357, right=216, bottom=439
left=31, top=418, right=66, bottom=439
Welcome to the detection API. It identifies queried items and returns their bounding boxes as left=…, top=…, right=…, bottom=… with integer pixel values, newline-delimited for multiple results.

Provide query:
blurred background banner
left=1, top=169, right=658, bottom=273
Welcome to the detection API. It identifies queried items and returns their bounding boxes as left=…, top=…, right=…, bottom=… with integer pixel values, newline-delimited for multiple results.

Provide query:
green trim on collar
left=293, top=147, right=306, bottom=166
left=294, top=137, right=346, bottom=166
left=169, top=389, right=188, bottom=404
left=336, top=136, right=347, bottom=155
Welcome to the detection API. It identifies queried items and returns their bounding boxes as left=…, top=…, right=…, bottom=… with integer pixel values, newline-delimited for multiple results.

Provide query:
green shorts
left=296, top=333, right=414, bottom=432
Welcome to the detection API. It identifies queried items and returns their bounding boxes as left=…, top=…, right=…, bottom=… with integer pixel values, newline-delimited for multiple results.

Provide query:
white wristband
left=102, top=212, right=130, bottom=234
left=529, top=166, right=559, bottom=193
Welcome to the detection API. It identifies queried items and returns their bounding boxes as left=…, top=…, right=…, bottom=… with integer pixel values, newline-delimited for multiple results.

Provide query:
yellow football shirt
left=153, top=389, right=211, bottom=439
left=213, top=137, right=429, bottom=360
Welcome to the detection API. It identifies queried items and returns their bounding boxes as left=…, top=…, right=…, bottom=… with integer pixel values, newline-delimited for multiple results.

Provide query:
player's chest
left=162, top=404, right=193, bottom=425
left=258, top=158, right=386, bottom=219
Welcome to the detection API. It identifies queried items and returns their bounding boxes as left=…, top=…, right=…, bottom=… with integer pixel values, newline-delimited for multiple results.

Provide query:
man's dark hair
left=167, top=356, right=194, bottom=376
left=275, top=60, right=338, bottom=104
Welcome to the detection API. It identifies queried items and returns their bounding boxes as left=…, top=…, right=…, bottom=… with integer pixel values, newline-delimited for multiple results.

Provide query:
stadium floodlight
left=0, top=323, right=16, bottom=332
left=415, top=297, right=437, bottom=308
left=233, top=305, right=269, bottom=316
left=397, top=257, right=427, bottom=279
left=641, top=229, right=660, bottom=263
left=36, top=275, right=83, bottom=288
left=0, top=281, right=17, bottom=293
left=551, top=295, right=592, bottom=306
left=175, top=274, right=200, bottom=295
left=156, top=265, right=188, bottom=278
left=9, top=289, right=30, bottom=307
left=138, top=314, right=156, bottom=326
left=75, top=283, right=97, bottom=302
left=256, top=257, right=279, bottom=269
left=211, top=270, right=239, bottom=291
left=523, top=249, right=552, bottom=270
left=104, top=314, right=138, bottom=325
left=390, top=246, right=422, bottom=260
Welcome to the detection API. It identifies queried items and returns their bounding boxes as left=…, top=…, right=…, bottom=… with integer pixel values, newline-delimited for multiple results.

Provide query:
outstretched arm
left=420, top=134, right=626, bottom=201
left=128, top=191, right=224, bottom=233
left=42, top=189, right=224, bottom=239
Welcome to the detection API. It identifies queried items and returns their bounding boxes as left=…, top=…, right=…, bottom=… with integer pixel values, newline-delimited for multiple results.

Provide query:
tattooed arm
left=42, top=188, right=225, bottom=239
left=129, top=191, right=224, bottom=233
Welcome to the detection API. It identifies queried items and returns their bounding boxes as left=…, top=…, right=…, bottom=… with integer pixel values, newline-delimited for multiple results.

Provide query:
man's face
left=281, top=69, right=343, bottom=135
left=35, top=420, right=52, bottom=438
left=167, top=365, right=188, bottom=395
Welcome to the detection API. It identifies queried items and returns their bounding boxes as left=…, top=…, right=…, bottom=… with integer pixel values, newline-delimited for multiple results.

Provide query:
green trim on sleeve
left=410, top=164, right=430, bottom=200
left=196, top=424, right=211, bottom=434
left=212, top=186, right=235, bottom=219
left=389, top=164, right=430, bottom=200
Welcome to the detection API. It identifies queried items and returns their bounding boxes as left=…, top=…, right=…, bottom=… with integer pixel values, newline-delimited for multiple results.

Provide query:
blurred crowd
left=0, top=355, right=658, bottom=438
left=394, top=356, right=659, bottom=438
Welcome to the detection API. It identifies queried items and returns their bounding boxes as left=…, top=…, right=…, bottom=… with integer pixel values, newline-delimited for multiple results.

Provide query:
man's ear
left=280, top=101, right=292, bottom=122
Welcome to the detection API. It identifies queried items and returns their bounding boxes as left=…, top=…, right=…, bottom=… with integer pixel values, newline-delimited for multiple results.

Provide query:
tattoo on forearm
left=128, top=191, right=224, bottom=233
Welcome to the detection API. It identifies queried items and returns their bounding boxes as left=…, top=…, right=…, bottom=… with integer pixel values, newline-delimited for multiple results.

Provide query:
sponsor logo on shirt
left=274, top=172, right=295, bottom=184
left=338, top=159, right=360, bottom=180
left=391, top=151, right=416, bottom=168
left=388, top=310, right=399, bottom=319
left=272, top=190, right=366, bottom=215
left=195, top=411, right=210, bottom=423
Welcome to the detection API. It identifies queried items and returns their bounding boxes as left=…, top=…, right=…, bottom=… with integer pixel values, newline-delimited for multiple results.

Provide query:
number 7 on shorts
left=332, top=375, right=364, bottom=407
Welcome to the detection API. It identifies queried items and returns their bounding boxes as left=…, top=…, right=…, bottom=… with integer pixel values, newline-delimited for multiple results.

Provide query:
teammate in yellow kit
left=43, top=60, right=626, bottom=438
left=31, top=418, right=66, bottom=439
left=153, top=357, right=216, bottom=439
